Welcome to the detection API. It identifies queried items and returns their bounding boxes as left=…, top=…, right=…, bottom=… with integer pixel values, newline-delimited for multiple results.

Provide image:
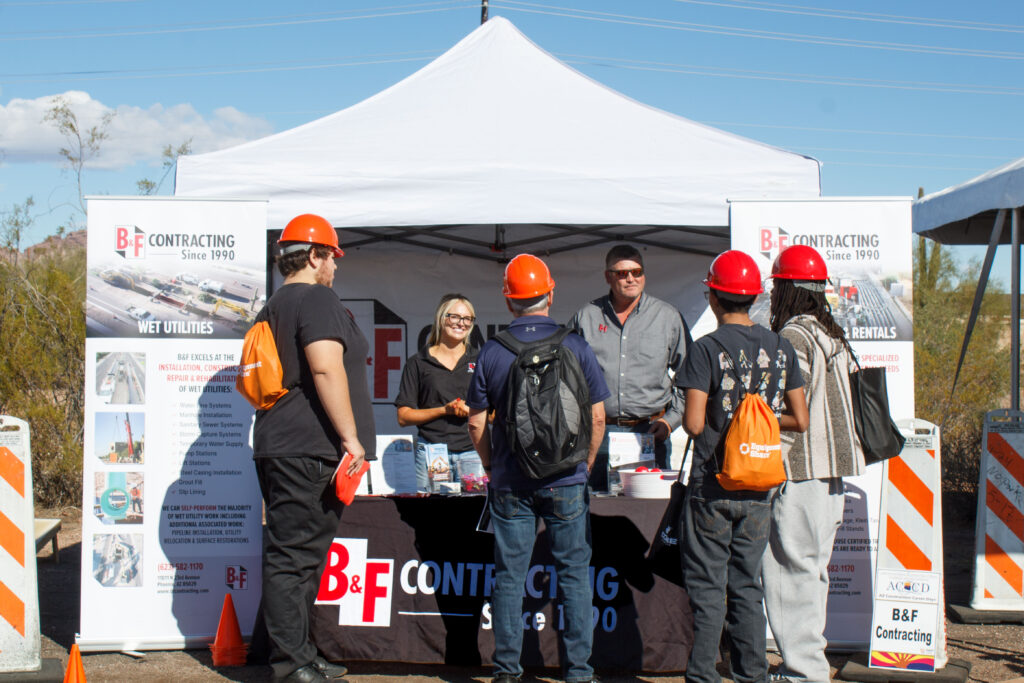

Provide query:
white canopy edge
left=914, top=156, right=1024, bottom=242
left=175, top=17, right=820, bottom=231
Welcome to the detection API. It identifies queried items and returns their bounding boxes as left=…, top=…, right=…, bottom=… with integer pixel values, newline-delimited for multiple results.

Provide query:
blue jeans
left=682, top=487, right=772, bottom=683
left=414, top=441, right=483, bottom=492
left=490, top=483, right=593, bottom=682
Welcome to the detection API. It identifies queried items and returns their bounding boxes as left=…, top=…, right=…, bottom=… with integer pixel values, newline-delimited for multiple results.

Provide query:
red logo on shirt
left=467, top=363, right=476, bottom=373
left=599, top=324, right=607, bottom=333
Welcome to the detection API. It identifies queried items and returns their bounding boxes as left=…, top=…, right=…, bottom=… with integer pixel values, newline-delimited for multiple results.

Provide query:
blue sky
left=2, top=0, right=1022, bottom=283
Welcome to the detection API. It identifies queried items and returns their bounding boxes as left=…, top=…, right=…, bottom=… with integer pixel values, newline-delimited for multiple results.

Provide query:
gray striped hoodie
left=779, top=315, right=865, bottom=480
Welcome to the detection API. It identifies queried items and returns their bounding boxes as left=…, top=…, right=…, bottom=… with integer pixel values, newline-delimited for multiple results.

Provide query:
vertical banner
left=80, top=198, right=266, bottom=650
left=727, top=197, right=914, bottom=648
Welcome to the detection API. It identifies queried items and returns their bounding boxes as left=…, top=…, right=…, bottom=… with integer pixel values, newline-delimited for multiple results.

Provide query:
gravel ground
left=35, top=507, right=1024, bottom=682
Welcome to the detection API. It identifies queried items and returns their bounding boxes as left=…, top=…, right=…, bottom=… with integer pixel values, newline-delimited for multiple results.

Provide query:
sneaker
left=312, top=656, right=348, bottom=679
left=769, top=673, right=794, bottom=683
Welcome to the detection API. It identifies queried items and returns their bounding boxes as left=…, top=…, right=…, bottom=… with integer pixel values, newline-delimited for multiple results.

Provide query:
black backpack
left=494, top=328, right=592, bottom=479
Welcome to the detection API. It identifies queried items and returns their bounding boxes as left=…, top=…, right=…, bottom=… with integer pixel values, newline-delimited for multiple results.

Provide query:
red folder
left=334, top=453, right=370, bottom=505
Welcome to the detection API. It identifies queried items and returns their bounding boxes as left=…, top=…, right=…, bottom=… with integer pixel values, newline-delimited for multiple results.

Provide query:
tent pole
left=1014, top=207, right=1021, bottom=411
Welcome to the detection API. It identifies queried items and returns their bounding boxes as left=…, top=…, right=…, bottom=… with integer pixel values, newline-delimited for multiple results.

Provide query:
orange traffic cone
left=209, top=593, right=248, bottom=666
left=63, top=643, right=86, bottom=683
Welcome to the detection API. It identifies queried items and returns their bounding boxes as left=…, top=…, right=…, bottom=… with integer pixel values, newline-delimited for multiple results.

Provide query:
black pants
left=255, top=456, right=343, bottom=679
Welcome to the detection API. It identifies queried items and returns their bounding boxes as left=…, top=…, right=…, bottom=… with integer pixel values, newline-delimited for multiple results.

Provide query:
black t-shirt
left=394, top=346, right=478, bottom=452
left=677, top=323, right=803, bottom=490
left=253, top=283, right=377, bottom=460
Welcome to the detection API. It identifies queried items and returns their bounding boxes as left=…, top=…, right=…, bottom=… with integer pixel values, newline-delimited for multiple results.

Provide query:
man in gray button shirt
left=568, top=244, right=691, bottom=490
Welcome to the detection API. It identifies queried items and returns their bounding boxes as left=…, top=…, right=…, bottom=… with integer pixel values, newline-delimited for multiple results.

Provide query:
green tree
left=0, top=208, right=85, bottom=506
left=43, top=95, right=114, bottom=230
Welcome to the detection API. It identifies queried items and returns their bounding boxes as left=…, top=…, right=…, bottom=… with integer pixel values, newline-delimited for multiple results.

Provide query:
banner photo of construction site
left=85, top=198, right=267, bottom=339
left=80, top=198, right=265, bottom=651
left=728, top=196, right=914, bottom=650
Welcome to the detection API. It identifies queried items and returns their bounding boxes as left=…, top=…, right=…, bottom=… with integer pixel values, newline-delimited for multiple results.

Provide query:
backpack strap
left=708, top=335, right=752, bottom=397
left=494, top=326, right=571, bottom=355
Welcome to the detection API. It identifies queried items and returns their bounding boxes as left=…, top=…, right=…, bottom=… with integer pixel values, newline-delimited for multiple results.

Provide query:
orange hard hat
left=502, top=254, right=555, bottom=299
left=771, top=244, right=828, bottom=281
left=278, top=214, right=344, bottom=258
left=703, top=250, right=764, bottom=295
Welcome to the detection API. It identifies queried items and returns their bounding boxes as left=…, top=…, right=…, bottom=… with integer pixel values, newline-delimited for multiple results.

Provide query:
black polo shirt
left=395, top=345, right=478, bottom=453
left=253, top=282, right=377, bottom=461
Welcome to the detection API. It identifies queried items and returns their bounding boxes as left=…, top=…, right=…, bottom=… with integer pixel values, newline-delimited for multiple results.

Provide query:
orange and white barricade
left=971, top=410, right=1024, bottom=612
left=0, top=416, right=41, bottom=672
left=872, top=419, right=946, bottom=670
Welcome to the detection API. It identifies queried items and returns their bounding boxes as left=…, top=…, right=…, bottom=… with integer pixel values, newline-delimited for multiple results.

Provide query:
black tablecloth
left=310, top=495, right=693, bottom=672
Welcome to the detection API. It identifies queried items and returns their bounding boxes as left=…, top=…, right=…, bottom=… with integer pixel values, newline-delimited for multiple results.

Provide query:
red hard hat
left=772, top=245, right=828, bottom=281
left=278, top=213, right=344, bottom=258
left=703, top=250, right=764, bottom=295
left=502, top=254, right=555, bottom=299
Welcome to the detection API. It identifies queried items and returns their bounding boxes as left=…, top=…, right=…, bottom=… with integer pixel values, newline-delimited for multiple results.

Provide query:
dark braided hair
left=769, top=279, right=852, bottom=355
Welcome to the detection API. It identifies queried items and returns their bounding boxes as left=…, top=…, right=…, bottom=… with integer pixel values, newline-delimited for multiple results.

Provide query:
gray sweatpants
left=762, top=477, right=845, bottom=683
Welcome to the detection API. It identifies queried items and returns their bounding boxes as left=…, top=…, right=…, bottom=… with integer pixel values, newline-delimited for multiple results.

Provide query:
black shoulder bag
left=645, top=439, right=691, bottom=587
left=848, top=353, right=905, bottom=464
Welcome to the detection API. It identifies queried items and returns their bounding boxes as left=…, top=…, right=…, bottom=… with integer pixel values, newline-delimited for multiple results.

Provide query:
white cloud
left=0, top=91, right=274, bottom=169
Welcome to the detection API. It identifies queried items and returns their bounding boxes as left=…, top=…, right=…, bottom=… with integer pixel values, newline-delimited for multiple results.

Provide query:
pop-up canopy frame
left=914, top=157, right=1024, bottom=408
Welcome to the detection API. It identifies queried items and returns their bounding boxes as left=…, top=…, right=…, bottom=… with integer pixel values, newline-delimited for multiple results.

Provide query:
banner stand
left=839, top=419, right=969, bottom=683
left=948, top=410, right=1024, bottom=625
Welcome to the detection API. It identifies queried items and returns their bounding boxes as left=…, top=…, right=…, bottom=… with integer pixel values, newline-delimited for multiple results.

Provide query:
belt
left=608, top=408, right=666, bottom=428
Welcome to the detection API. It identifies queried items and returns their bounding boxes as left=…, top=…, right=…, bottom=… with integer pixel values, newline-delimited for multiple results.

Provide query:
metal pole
left=481, top=0, right=488, bottom=23
left=1013, top=207, right=1020, bottom=411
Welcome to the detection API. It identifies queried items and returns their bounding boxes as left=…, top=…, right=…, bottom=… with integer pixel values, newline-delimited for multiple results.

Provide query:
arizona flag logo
left=467, top=362, right=476, bottom=373
left=870, top=651, right=935, bottom=672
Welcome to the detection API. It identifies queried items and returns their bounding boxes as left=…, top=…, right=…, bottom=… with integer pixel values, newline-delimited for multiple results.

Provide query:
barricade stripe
left=984, top=588, right=994, bottom=599
left=0, top=510, right=24, bottom=567
left=0, top=578, right=24, bottom=636
left=0, top=447, right=24, bottom=497
left=985, top=534, right=1023, bottom=595
left=927, top=449, right=935, bottom=459
left=987, top=482, right=1024, bottom=544
left=886, top=515, right=931, bottom=571
left=888, top=456, right=933, bottom=526
left=986, top=433, right=1024, bottom=489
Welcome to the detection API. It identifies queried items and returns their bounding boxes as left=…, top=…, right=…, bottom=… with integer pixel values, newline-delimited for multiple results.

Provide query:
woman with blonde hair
left=395, top=293, right=484, bottom=492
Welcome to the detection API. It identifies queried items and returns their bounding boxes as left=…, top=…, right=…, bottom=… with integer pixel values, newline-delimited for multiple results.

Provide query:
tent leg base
left=0, top=659, right=65, bottom=682
left=948, top=603, right=1024, bottom=624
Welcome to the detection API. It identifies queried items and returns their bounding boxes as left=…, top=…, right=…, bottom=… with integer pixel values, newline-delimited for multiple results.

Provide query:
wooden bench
left=34, top=518, right=61, bottom=563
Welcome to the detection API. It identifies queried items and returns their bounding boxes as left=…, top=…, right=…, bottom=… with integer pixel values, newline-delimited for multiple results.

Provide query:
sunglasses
left=607, top=268, right=644, bottom=279
left=444, top=313, right=476, bottom=325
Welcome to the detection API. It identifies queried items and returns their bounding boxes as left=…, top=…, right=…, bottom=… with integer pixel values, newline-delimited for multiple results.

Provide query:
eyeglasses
left=607, top=268, right=644, bottom=279
left=444, top=313, right=476, bottom=325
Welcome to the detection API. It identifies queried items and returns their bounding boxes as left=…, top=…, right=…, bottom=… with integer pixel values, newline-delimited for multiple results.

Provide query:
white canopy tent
left=175, top=16, right=820, bottom=259
left=914, top=156, right=1024, bottom=408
